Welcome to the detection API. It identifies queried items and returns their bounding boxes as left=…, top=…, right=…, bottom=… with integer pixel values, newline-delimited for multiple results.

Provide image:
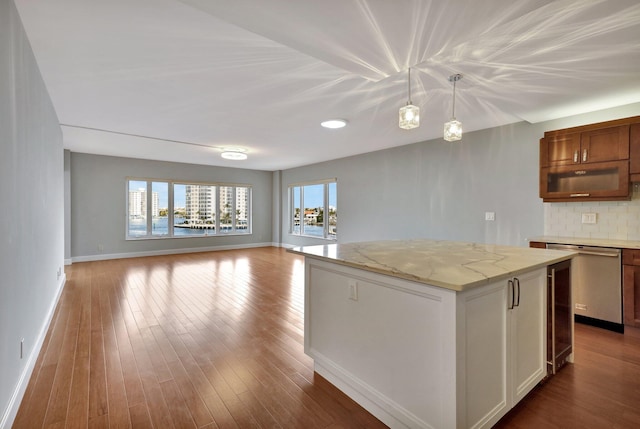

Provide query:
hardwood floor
left=15, top=248, right=385, bottom=429
left=13, top=247, right=640, bottom=428
left=494, top=323, right=640, bottom=429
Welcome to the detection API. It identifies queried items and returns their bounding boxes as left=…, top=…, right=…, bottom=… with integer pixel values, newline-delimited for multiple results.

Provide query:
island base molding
left=313, top=358, right=427, bottom=429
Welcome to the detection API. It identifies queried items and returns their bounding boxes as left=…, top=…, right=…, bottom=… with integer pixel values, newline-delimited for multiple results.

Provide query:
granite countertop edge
left=288, top=239, right=576, bottom=292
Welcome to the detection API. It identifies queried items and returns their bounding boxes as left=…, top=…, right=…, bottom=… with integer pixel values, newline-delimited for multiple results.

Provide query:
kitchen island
left=289, top=240, right=574, bottom=429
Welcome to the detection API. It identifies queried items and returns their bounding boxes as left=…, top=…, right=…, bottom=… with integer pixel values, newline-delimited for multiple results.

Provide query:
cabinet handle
left=508, top=279, right=514, bottom=309
left=582, top=149, right=587, bottom=162
left=514, top=277, right=521, bottom=307
left=570, top=193, right=590, bottom=197
left=573, top=150, right=578, bottom=163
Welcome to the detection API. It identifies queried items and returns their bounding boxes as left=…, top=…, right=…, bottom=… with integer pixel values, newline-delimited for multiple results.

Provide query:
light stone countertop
left=289, top=239, right=575, bottom=292
left=529, top=236, right=640, bottom=249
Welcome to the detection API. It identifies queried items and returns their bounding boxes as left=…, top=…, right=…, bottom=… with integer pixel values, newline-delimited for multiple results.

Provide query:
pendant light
left=399, top=68, right=420, bottom=130
left=444, top=74, right=463, bottom=141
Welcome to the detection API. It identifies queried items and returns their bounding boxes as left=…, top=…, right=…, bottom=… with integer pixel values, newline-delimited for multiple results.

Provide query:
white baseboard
left=0, top=273, right=66, bottom=429
left=71, top=241, right=278, bottom=263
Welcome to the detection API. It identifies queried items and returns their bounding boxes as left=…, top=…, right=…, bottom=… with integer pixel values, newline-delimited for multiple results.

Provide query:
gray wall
left=0, top=1, right=65, bottom=426
left=64, top=149, right=71, bottom=263
left=281, top=103, right=640, bottom=248
left=70, top=153, right=273, bottom=260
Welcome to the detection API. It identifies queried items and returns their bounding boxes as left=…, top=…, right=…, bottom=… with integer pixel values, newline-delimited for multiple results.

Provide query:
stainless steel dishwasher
left=547, top=243, right=622, bottom=332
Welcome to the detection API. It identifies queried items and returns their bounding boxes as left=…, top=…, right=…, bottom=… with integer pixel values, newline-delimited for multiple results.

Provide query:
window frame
left=126, top=177, right=252, bottom=240
left=288, top=178, right=337, bottom=240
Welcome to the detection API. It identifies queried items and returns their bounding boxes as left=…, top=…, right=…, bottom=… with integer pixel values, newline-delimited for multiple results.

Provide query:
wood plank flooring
left=13, top=247, right=640, bottom=428
left=494, top=322, right=640, bottom=429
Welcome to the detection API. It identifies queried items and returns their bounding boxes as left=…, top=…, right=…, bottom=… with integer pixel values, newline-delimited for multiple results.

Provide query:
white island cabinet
left=290, top=240, right=575, bottom=429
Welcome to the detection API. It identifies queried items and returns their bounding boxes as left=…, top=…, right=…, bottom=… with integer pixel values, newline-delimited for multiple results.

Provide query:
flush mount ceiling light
left=444, top=73, right=463, bottom=141
left=220, top=147, right=248, bottom=160
left=399, top=67, right=420, bottom=130
left=321, top=119, right=347, bottom=129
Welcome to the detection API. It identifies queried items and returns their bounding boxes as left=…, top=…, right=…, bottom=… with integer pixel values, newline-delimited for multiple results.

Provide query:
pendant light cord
left=451, top=77, right=456, bottom=118
left=407, top=68, right=412, bottom=104
left=449, top=73, right=462, bottom=118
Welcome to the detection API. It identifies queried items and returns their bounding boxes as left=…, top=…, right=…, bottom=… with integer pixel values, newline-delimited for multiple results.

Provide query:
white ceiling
left=14, top=0, right=640, bottom=171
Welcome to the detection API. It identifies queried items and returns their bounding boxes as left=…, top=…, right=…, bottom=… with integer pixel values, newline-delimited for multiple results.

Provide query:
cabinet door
left=510, top=268, right=546, bottom=405
left=630, top=123, right=640, bottom=180
left=581, top=125, right=629, bottom=164
left=540, top=133, right=581, bottom=167
left=622, top=265, right=640, bottom=327
left=540, top=160, right=630, bottom=202
left=623, top=249, right=640, bottom=328
left=459, top=280, right=509, bottom=429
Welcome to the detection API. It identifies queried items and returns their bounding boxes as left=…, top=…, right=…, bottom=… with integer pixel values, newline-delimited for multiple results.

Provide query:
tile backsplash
left=544, top=184, right=640, bottom=240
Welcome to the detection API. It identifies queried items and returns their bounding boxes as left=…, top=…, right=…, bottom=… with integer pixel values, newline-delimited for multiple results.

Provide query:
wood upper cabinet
left=580, top=125, right=630, bottom=164
left=630, top=123, right=640, bottom=181
left=540, top=133, right=581, bottom=167
left=540, top=160, right=629, bottom=202
left=540, top=125, right=629, bottom=167
left=539, top=116, right=640, bottom=202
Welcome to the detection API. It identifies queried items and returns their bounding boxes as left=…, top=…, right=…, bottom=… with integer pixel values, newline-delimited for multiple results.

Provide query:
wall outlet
left=348, top=280, right=358, bottom=301
left=581, top=213, right=597, bottom=224
left=575, top=303, right=587, bottom=311
left=485, top=212, right=495, bottom=221
left=97, top=244, right=104, bottom=252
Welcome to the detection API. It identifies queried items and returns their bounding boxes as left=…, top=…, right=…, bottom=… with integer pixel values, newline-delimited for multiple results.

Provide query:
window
left=128, top=180, right=148, bottom=237
left=126, top=178, right=252, bottom=239
left=151, top=181, right=169, bottom=237
left=289, top=179, right=337, bottom=240
left=174, top=183, right=216, bottom=237
left=235, top=186, right=251, bottom=234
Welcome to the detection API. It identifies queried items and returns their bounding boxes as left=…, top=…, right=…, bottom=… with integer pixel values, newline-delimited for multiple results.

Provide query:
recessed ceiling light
left=220, top=147, right=248, bottom=160
left=321, top=119, right=347, bottom=129
left=221, top=151, right=248, bottom=160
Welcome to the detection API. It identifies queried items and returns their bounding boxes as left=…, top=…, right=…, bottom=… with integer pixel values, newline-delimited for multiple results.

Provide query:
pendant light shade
left=444, top=74, right=463, bottom=141
left=444, top=118, right=462, bottom=141
left=399, top=68, right=419, bottom=129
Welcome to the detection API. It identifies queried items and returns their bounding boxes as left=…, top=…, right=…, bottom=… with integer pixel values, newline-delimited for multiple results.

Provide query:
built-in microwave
left=540, top=160, right=629, bottom=202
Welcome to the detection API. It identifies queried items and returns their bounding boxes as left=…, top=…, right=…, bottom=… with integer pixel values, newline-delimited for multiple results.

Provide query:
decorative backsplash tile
left=544, top=184, right=640, bottom=240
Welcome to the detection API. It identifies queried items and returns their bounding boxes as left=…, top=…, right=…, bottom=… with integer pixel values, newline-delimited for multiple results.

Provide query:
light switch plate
left=581, top=213, right=597, bottom=224
left=485, top=212, right=495, bottom=221
left=348, top=280, right=358, bottom=301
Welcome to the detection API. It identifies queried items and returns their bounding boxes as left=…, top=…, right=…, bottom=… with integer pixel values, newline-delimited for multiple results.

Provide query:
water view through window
left=127, top=179, right=251, bottom=239
left=290, top=180, right=337, bottom=239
